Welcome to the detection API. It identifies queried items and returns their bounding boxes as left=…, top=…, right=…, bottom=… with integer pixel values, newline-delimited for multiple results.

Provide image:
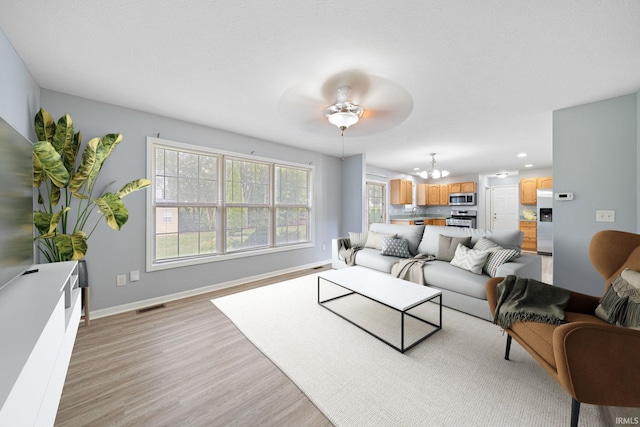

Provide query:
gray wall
left=553, top=92, right=638, bottom=295
left=0, top=28, right=39, bottom=139
left=341, top=154, right=366, bottom=234
left=40, top=90, right=342, bottom=311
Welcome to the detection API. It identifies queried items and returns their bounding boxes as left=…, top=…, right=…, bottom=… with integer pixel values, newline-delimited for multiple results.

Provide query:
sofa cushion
left=354, top=248, right=403, bottom=273
left=418, top=225, right=523, bottom=255
left=370, top=223, right=425, bottom=256
left=381, top=237, right=411, bottom=258
left=349, top=232, right=368, bottom=249
left=450, top=244, right=490, bottom=274
left=365, top=231, right=396, bottom=250
left=436, top=235, right=472, bottom=262
left=510, top=312, right=609, bottom=369
left=423, top=261, right=489, bottom=299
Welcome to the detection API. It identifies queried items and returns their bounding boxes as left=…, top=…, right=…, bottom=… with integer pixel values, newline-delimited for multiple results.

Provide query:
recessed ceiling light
left=517, top=153, right=527, bottom=158
left=496, top=172, right=509, bottom=178
left=524, top=164, right=533, bottom=168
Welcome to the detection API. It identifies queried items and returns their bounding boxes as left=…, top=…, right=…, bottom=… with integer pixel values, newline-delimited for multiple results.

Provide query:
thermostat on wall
left=554, top=192, right=574, bottom=201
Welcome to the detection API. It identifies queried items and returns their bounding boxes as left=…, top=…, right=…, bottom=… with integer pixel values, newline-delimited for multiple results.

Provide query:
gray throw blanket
left=337, top=237, right=361, bottom=266
left=494, top=275, right=571, bottom=329
left=391, top=254, right=435, bottom=285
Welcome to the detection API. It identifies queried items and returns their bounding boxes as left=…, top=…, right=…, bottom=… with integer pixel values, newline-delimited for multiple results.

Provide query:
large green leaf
left=86, top=133, right=122, bottom=193
left=32, top=141, right=70, bottom=188
left=33, top=207, right=70, bottom=236
left=95, top=193, right=129, bottom=230
left=53, top=231, right=88, bottom=261
left=115, top=179, right=152, bottom=198
left=34, top=108, right=56, bottom=143
left=52, top=114, right=73, bottom=154
left=68, top=137, right=100, bottom=193
left=62, top=130, right=81, bottom=175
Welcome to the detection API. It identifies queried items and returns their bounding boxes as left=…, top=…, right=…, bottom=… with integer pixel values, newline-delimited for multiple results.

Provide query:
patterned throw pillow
left=473, top=237, right=520, bottom=277
left=349, top=232, right=368, bottom=249
left=595, top=269, right=640, bottom=329
left=450, top=243, right=490, bottom=274
left=484, top=248, right=521, bottom=277
left=380, top=237, right=411, bottom=258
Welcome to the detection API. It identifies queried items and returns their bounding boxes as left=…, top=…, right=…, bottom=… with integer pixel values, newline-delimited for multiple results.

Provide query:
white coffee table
left=317, top=266, right=442, bottom=353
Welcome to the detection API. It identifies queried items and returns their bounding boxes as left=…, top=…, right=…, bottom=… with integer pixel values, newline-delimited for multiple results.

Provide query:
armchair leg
left=570, top=398, right=580, bottom=427
left=504, top=335, right=512, bottom=360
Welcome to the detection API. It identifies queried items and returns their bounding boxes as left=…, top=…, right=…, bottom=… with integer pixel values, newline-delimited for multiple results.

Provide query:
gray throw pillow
left=436, top=235, right=472, bottom=262
left=380, top=237, right=411, bottom=258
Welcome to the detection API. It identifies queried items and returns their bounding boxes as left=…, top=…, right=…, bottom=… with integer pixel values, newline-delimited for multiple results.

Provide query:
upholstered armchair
left=486, top=230, right=640, bottom=427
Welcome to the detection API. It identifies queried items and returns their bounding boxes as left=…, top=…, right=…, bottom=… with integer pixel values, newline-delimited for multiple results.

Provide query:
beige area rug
left=211, top=273, right=619, bottom=426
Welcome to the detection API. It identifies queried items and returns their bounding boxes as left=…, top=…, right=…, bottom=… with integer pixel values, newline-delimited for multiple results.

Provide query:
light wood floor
left=55, top=265, right=334, bottom=427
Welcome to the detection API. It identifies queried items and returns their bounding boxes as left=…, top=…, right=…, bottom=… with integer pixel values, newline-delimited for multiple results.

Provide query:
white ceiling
left=2, top=1, right=640, bottom=177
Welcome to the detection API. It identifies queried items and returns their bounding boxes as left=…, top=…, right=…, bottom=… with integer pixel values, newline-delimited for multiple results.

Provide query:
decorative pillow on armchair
left=380, top=237, right=411, bottom=258
left=596, top=268, right=640, bottom=329
left=450, top=243, right=490, bottom=274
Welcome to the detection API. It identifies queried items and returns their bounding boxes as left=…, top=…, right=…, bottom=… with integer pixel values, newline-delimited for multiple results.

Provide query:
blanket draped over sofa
left=390, top=254, right=435, bottom=285
left=494, top=275, right=571, bottom=328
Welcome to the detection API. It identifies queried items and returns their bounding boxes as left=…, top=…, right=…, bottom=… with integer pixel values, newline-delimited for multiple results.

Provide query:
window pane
left=276, top=207, right=309, bottom=244
left=225, top=159, right=270, bottom=204
left=275, top=166, right=309, bottom=205
left=226, top=207, right=270, bottom=251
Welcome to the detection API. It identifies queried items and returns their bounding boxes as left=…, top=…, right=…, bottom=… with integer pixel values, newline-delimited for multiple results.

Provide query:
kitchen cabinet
left=390, top=179, right=412, bottom=204
left=520, top=221, right=537, bottom=251
left=520, top=178, right=538, bottom=205
left=537, top=176, right=553, bottom=189
left=416, top=184, right=428, bottom=206
left=427, top=185, right=441, bottom=206
left=428, top=218, right=447, bottom=226
left=439, top=184, right=449, bottom=205
left=520, top=177, right=553, bottom=204
left=448, top=181, right=476, bottom=194
left=391, top=219, right=419, bottom=225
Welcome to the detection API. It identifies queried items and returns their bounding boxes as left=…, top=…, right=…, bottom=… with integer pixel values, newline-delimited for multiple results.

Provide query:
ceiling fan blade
left=321, top=70, right=370, bottom=104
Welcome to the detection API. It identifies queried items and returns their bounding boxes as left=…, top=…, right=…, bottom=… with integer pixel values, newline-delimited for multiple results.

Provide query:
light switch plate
left=596, top=210, right=615, bottom=222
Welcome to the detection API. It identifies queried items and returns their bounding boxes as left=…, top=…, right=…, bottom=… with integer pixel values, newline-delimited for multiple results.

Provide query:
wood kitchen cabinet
left=417, top=184, right=448, bottom=206
left=390, top=179, right=412, bottom=204
left=448, top=181, right=476, bottom=194
left=520, top=177, right=553, bottom=204
left=416, top=184, right=428, bottom=205
left=537, top=176, right=553, bottom=189
left=520, top=178, right=538, bottom=205
left=520, top=221, right=537, bottom=251
left=439, top=184, right=449, bottom=205
left=427, top=185, right=441, bottom=206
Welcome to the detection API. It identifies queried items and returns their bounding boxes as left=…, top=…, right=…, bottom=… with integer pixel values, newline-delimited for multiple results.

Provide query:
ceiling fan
left=278, top=70, right=414, bottom=137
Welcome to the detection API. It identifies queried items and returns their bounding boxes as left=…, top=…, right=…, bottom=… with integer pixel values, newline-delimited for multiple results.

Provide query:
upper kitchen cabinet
left=390, top=179, right=412, bottom=204
left=448, top=181, right=476, bottom=194
left=416, top=184, right=427, bottom=205
left=537, top=177, right=553, bottom=189
left=520, top=177, right=553, bottom=204
left=417, top=183, right=448, bottom=206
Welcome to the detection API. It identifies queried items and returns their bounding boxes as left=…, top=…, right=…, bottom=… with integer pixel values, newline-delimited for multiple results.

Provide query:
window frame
left=146, top=137, right=314, bottom=272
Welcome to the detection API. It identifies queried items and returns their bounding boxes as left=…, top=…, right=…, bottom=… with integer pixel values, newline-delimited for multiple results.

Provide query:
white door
left=491, top=186, right=519, bottom=230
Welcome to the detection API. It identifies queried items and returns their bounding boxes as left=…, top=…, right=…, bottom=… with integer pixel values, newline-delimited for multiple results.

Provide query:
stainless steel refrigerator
left=537, top=189, right=553, bottom=255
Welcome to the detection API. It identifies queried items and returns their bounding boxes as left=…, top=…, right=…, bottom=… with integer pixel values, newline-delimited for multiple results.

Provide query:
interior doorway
left=490, top=185, right=519, bottom=230
left=366, top=181, right=386, bottom=230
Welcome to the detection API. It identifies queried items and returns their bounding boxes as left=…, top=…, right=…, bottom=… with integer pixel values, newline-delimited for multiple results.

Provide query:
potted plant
left=32, top=108, right=151, bottom=262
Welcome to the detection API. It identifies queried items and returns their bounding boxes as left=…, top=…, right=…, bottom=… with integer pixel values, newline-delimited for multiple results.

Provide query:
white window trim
left=146, top=136, right=315, bottom=272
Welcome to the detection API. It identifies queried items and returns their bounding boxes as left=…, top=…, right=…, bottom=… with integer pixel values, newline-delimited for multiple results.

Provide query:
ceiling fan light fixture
left=325, top=102, right=364, bottom=133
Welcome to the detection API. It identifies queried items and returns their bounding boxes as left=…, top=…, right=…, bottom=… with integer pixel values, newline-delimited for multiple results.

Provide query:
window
left=147, top=137, right=313, bottom=270
left=366, top=181, right=386, bottom=230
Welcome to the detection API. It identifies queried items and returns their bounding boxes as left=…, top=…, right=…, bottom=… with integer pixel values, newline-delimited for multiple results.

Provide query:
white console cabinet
left=0, top=261, right=80, bottom=427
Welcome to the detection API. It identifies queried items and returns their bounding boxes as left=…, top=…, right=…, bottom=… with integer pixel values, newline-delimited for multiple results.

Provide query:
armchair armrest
left=564, top=290, right=600, bottom=314
left=553, top=322, right=640, bottom=407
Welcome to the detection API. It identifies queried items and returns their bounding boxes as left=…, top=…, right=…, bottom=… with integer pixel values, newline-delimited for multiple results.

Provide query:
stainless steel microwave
left=449, top=192, right=476, bottom=206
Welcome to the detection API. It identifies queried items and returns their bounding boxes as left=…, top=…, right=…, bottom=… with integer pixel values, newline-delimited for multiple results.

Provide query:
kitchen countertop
left=390, top=215, right=449, bottom=222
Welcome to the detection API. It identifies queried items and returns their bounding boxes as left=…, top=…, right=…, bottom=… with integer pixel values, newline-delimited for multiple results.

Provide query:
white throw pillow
left=365, top=231, right=397, bottom=250
left=349, top=232, right=368, bottom=249
left=450, top=243, right=490, bottom=275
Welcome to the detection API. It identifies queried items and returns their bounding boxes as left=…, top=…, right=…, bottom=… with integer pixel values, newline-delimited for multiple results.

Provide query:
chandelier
left=419, top=153, right=449, bottom=179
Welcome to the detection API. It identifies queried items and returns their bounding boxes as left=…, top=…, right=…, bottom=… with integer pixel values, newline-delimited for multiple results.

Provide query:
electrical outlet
left=116, top=274, right=127, bottom=286
left=596, top=210, right=615, bottom=222
left=130, top=270, right=140, bottom=282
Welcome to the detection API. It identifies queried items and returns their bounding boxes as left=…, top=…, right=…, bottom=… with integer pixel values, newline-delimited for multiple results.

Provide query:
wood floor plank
left=55, top=266, right=333, bottom=427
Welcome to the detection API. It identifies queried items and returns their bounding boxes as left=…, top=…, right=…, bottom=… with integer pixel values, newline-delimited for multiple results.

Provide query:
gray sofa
left=331, top=223, right=542, bottom=320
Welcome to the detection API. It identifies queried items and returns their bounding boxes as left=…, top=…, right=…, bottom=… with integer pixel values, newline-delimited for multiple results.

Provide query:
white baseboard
left=89, top=259, right=332, bottom=320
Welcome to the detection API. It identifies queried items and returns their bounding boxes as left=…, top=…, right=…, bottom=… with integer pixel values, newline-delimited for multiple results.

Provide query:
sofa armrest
left=553, top=322, right=640, bottom=407
left=494, top=254, right=542, bottom=281
left=331, top=238, right=350, bottom=269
